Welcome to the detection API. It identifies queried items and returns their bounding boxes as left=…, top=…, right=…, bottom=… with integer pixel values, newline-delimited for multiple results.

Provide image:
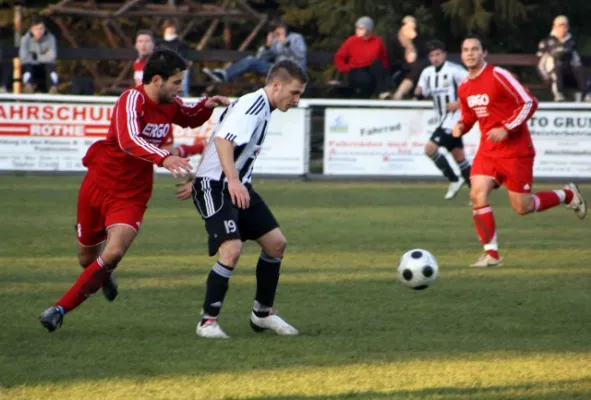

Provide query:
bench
left=2, top=46, right=585, bottom=96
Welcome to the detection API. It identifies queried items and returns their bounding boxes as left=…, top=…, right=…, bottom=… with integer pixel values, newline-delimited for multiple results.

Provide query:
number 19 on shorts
left=224, top=220, right=237, bottom=234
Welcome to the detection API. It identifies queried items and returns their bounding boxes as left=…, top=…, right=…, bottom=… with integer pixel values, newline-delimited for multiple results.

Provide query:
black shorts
left=429, top=127, right=463, bottom=151
left=192, top=178, right=279, bottom=256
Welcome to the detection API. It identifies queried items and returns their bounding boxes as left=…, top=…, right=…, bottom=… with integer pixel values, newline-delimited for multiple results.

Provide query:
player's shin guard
left=532, top=189, right=574, bottom=212
left=472, top=205, right=500, bottom=259
left=254, top=252, right=281, bottom=318
left=202, top=262, right=233, bottom=319
left=429, top=152, right=458, bottom=182
left=55, top=257, right=111, bottom=313
left=458, top=160, right=471, bottom=187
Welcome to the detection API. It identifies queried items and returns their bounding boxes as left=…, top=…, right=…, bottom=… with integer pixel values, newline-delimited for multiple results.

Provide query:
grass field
left=0, top=176, right=590, bottom=400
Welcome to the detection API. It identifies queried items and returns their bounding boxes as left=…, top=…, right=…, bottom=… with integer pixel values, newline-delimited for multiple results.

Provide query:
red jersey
left=82, top=86, right=213, bottom=201
left=458, top=63, right=538, bottom=158
left=133, top=59, right=146, bottom=86
left=334, top=35, right=389, bottom=73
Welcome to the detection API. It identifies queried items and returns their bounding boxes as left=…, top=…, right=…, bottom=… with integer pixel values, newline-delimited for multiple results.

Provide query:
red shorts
left=471, top=155, right=534, bottom=193
left=76, top=176, right=147, bottom=246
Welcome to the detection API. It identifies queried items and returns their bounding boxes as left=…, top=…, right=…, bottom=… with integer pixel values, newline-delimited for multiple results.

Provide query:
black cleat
left=102, top=274, right=118, bottom=302
left=39, top=307, right=64, bottom=332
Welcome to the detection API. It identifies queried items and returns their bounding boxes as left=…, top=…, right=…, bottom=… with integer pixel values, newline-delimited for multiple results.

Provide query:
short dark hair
left=266, top=59, right=308, bottom=85
left=269, top=20, right=287, bottom=31
left=142, top=47, right=187, bottom=84
left=30, top=16, right=44, bottom=27
left=136, top=29, right=154, bottom=40
left=463, top=33, right=488, bottom=51
left=426, top=39, right=446, bottom=53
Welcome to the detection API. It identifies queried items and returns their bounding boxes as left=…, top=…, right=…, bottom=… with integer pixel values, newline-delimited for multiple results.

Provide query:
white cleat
left=470, top=253, right=503, bottom=268
left=565, top=183, right=587, bottom=220
left=250, top=312, right=299, bottom=336
left=444, top=178, right=465, bottom=200
left=196, top=318, right=230, bottom=339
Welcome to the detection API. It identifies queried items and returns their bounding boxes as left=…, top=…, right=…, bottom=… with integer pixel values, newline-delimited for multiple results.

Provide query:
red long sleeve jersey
left=458, top=64, right=538, bottom=158
left=82, top=86, right=213, bottom=201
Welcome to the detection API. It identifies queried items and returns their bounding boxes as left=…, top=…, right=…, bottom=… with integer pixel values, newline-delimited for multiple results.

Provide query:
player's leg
left=77, top=243, right=118, bottom=302
left=241, top=190, right=298, bottom=336
left=193, top=178, right=241, bottom=339
left=504, top=157, right=586, bottom=218
left=469, top=155, right=503, bottom=267
left=39, top=225, right=137, bottom=332
left=450, top=145, right=471, bottom=188
left=425, top=129, right=461, bottom=199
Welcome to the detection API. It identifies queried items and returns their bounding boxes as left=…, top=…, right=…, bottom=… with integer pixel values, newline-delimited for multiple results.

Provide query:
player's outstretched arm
left=214, top=137, right=250, bottom=209
left=455, top=92, right=477, bottom=136
left=173, top=96, right=230, bottom=128
left=116, top=90, right=171, bottom=166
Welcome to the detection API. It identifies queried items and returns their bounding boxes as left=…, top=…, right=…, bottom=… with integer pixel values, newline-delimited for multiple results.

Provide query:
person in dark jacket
left=158, top=20, right=192, bottom=96
left=537, top=15, right=590, bottom=102
left=334, top=16, right=390, bottom=98
left=19, top=17, right=59, bottom=94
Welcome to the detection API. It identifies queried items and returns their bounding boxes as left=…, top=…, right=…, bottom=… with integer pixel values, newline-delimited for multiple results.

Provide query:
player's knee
left=512, top=202, right=532, bottom=216
left=219, top=240, right=242, bottom=267
left=100, top=247, right=126, bottom=268
left=266, top=236, right=288, bottom=258
left=77, top=253, right=94, bottom=268
left=469, top=188, right=488, bottom=207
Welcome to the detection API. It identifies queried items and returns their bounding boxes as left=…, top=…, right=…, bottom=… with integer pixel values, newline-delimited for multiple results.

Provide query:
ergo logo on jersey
left=142, top=123, right=170, bottom=138
left=467, top=94, right=490, bottom=107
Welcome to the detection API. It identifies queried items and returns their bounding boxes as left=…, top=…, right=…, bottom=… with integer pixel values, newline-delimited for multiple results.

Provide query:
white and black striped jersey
left=196, top=88, right=271, bottom=184
left=417, top=61, right=468, bottom=131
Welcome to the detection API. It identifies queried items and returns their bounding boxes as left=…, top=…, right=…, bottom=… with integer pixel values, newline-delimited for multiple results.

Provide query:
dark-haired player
left=453, top=34, right=586, bottom=267
left=39, top=48, right=229, bottom=332
left=414, top=39, right=470, bottom=200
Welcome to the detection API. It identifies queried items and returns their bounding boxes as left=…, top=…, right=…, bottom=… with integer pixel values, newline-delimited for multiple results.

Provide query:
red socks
left=532, top=189, right=573, bottom=212
left=472, top=205, right=500, bottom=259
left=55, top=257, right=111, bottom=313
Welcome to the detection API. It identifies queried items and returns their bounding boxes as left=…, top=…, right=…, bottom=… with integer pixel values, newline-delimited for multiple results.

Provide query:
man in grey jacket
left=203, top=21, right=307, bottom=83
left=19, top=18, right=59, bottom=94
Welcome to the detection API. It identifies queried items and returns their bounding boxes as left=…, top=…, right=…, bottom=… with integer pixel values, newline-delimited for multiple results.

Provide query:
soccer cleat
left=196, top=318, right=230, bottom=339
left=470, top=253, right=503, bottom=268
left=39, top=306, right=64, bottom=332
left=444, top=178, right=465, bottom=200
left=565, top=183, right=587, bottom=220
left=250, top=311, right=299, bottom=336
left=102, top=274, right=118, bottom=302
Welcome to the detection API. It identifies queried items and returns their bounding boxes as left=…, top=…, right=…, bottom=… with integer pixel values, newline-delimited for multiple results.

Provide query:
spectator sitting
left=333, top=16, right=390, bottom=99
left=158, top=20, right=192, bottom=96
left=202, top=21, right=307, bottom=83
left=537, top=15, right=590, bottom=102
left=133, top=30, right=155, bottom=87
left=19, top=17, right=59, bottom=94
left=384, top=15, right=423, bottom=100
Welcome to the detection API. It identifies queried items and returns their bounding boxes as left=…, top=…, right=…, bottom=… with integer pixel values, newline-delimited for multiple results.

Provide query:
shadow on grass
left=234, top=378, right=591, bottom=399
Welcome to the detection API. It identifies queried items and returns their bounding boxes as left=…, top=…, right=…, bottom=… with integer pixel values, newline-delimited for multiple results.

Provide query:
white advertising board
left=0, top=101, right=309, bottom=175
left=324, top=107, right=591, bottom=178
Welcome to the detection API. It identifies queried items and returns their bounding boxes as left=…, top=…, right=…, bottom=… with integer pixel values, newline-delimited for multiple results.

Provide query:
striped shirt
left=417, top=61, right=468, bottom=131
left=196, top=88, right=271, bottom=184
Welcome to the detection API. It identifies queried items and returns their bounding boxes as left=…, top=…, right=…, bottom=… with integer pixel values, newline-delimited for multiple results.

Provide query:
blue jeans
left=225, top=56, right=272, bottom=81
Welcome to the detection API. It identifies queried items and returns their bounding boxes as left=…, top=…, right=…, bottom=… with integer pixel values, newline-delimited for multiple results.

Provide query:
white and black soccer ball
left=397, top=249, right=439, bottom=290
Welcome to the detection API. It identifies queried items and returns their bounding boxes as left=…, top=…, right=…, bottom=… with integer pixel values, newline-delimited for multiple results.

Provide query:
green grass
left=0, top=176, right=590, bottom=400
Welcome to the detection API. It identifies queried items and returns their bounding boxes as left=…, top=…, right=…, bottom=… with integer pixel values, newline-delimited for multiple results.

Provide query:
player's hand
left=446, top=101, right=459, bottom=112
left=162, top=155, right=193, bottom=178
left=228, top=178, right=250, bottom=209
left=452, top=122, right=465, bottom=138
left=205, top=96, right=230, bottom=109
left=487, top=127, right=508, bottom=142
left=175, top=179, right=193, bottom=201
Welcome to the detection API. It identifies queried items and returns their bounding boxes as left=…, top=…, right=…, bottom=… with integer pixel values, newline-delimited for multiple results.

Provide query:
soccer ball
left=397, top=249, right=439, bottom=290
